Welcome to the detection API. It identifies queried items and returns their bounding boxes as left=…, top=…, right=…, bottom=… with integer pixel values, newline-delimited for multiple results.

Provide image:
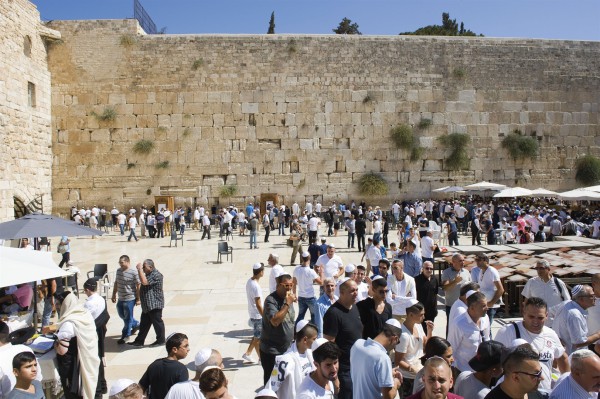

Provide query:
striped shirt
left=116, top=267, right=140, bottom=302
left=549, top=374, right=598, bottom=399
left=140, top=269, right=164, bottom=313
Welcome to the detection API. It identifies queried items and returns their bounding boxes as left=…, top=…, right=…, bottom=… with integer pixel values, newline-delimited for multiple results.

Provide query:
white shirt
left=356, top=282, right=369, bottom=302
left=84, top=293, right=106, bottom=319
left=421, top=235, right=435, bottom=258
left=315, top=254, right=343, bottom=279
left=395, top=323, right=425, bottom=379
left=117, top=213, right=126, bottom=224
left=373, top=220, right=382, bottom=234
left=366, top=245, right=382, bottom=266
left=588, top=303, right=600, bottom=334
left=165, top=380, right=204, bottom=399
left=308, top=217, right=320, bottom=231
left=478, top=266, right=502, bottom=308
left=246, top=278, right=263, bottom=319
left=294, top=265, right=319, bottom=298
left=392, top=203, right=400, bottom=214
left=592, top=220, right=600, bottom=238
left=550, top=374, right=598, bottom=399
left=269, top=264, right=284, bottom=293
left=387, top=274, right=417, bottom=316
left=522, top=276, right=570, bottom=312
left=495, top=321, right=564, bottom=390
left=448, top=311, right=491, bottom=372
left=454, top=371, right=490, bottom=399
left=128, top=216, right=137, bottom=229
left=268, top=343, right=314, bottom=399
left=447, top=300, right=468, bottom=337
left=296, top=375, right=335, bottom=399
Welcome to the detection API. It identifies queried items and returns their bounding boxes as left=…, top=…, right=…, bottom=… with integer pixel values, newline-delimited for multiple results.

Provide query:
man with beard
left=296, top=339, right=341, bottom=399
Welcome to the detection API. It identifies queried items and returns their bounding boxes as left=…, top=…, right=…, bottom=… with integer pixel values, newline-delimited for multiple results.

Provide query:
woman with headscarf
left=54, top=291, right=100, bottom=399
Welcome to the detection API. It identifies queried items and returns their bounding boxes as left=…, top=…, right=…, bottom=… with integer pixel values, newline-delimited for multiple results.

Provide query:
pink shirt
left=14, top=285, right=33, bottom=308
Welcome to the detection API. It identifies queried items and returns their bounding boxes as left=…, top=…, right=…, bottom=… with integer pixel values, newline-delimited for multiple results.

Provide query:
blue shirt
left=550, top=374, right=597, bottom=399
left=350, top=338, right=394, bottom=398
left=314, top=294, right=337, bottom=338
left=401, top=252, right=423, bottom=278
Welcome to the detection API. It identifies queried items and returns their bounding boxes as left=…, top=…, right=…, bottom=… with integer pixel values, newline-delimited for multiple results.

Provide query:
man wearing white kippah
left=554, top=284, right=600, bottom=355
left=293, top=252, right=322, bottom=325
left=447, top=283, right=480, bottom=338
left=109, top=379, right=143, bottom=399
left=166, top=348, right=224, bottom=399
left=268, top=254, right=284, bottom=293
left=267, top=321, right=317, bottom=398
left=316, top=245, right=344, bottom=282
left=350, top=319, right=403, bottom=399
left=244, top=263, right=265, bottom=364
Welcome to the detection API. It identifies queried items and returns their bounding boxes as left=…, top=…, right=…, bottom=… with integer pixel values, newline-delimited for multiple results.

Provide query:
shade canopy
left=0, top=246, right=67, bottom=287
left=584, top=185, right=600, bottom=193
left=0, top=213, right=104, bottom=240
left=558, top=189, right=600, bottom=201
left=493, top=187, right=533, bottom=198
left=527, top=188, right=559, bottom=197
left=464, top=181, right=507, bottom=191
left=432, top=186, right=450, bottom=192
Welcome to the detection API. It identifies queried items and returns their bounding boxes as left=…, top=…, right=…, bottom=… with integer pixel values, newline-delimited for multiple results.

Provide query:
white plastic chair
left=440, top=223, right=449, bottom=246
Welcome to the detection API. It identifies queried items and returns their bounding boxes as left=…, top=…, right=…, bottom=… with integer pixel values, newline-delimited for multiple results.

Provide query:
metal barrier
left=134, top=0, right=157, bottom=34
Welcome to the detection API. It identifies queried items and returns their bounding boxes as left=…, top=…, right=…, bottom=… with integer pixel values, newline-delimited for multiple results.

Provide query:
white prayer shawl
left=268, top=342, right=315, bottom=399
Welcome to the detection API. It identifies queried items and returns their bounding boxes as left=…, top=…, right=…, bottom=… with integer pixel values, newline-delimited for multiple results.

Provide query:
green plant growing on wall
left=91, top=107, right=117, bottom=122
left=182, top=127, right=191, bottom=137
left=390, top=124, right=414, bottom=150
left=410, top=146, right=425, bottom=162
left=220, top=184, right=238, bottom=198
left=120, top=34, right=136, bottom=47
left=287, top=40, right=297, bottom=54
left=452, top=67, right=466, bottom=79
left=155, top=161, right=170, bottom=169
left=192, top=58, right=204, bottom=70
left=127, top=162, right=136, bottom=170
left=363, top=94, right=372, bottom=104
left=438, top=133, right=470, bottom=170
left=501, top=130, right=539, bottom=160
left=157, top=126, right=167, bottom=133
left=133, top=139, right=155, bottom=155
left=357, top=172, right=389, bottom=196
left=418, top=118, right=432, bottom=129
left=575, top=155, right=600, bottom=185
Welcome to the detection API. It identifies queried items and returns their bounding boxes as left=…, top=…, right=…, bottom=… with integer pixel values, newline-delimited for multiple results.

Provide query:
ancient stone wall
left=0, top=0, right=57, bottom=221
left=46, top=19, right=600, bottom=214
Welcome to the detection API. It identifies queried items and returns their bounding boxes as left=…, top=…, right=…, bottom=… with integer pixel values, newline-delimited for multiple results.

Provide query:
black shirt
left=139, top=358, right=188, bottom=399
left=484, top=385, right=512, bottom=399
left=323, top=301, right=363, bottom=370
left=355, top=219, right=366, bottom=235
left=356, top=297, right=393, bottom=340
left=415, top=274, right=439, bottom=319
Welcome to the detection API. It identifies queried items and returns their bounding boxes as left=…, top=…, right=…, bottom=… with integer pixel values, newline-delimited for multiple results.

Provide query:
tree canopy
left=333, top=18, right=362, bottom=35
left=400, top=13, right=482, bottom=36
left=267, top=11, right=275, bottom=34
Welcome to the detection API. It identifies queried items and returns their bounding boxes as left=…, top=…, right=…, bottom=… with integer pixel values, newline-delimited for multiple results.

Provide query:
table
left=506, top=244, right=546, bottom=253
left=480, top=245, right=520, bottom=252
left=448, top=245, right=489, bottom=255
left=1, top=311, right=33, bottom=332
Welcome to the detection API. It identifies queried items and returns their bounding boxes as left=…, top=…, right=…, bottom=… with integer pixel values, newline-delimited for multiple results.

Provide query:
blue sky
left=31, top=0, right=600, bottom=41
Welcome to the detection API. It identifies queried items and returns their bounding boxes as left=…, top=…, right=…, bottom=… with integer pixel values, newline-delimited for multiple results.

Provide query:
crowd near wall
left=18, top=16, right=600, bottom=216
left=0, top=0, right=58, bottom=221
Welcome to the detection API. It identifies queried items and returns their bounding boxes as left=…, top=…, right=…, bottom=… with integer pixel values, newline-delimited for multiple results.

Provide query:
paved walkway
left=54, top=225, right=485, bottom=398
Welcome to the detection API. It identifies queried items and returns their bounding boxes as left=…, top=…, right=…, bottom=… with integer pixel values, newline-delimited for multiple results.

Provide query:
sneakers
left=242, top=353, right=257, bottom=364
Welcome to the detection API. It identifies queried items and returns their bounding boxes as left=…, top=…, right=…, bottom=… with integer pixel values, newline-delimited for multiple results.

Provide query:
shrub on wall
left=357, top=172, right=389, bottom=196
left=501, top=130, right=539, bottom=160
left=91, top=107, right=116, bottom=122
left=133, top=139, right=155, bottom=155
left=155, top=161, right=170, bottom=169
left=390, top=124, right=414, bottom=150
left=220, top=184, right=238, bottom=198
left=575, top=155, right=600, bottom=185
left=438, top=133, right=470, bottom=170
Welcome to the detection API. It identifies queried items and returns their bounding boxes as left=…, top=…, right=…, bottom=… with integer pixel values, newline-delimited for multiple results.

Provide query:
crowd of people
left=2, top=197, right=600, bottom=399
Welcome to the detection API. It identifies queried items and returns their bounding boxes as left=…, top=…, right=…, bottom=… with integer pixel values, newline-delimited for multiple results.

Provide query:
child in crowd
left=7, top=351, right=44, bottom=399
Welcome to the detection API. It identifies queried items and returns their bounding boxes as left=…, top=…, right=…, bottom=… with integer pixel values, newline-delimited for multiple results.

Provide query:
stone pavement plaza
left=57, top=226, right=480, bottom=399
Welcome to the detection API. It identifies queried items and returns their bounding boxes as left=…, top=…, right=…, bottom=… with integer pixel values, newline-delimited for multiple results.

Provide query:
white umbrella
left=493, top=187, right=533, bottom=198
left=584, top=185, right=600, bottom=193
left=558, top=188, right=600, bottom=201
left=528, top=188, right=559, bottom=197
left=432, top=186, right=450, bottom=192
left=0, top=246, right=67, bottom=287
left=464, top=181, right=507, bottom=191
left=441, top=186, right=465, bottom=193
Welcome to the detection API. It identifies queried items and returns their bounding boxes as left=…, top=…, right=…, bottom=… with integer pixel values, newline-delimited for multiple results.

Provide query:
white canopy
left=438, top=186, right=464, bottom=193
left=0, top=246, right=67, bottom=287
left=432, top=186, right=450, bottom=192
left=584, top=185, right=600, bottom=193
left=464, top=181, right=507, bottom=191
left=558, top=188, right=600, bottom=201
left=527, top=188, right=559, bottom=197
left=493, top=187, right=533, bottom=198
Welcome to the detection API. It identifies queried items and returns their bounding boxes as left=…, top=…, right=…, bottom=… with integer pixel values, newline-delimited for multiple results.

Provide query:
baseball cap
left=468, top=340, right=505, bottom=371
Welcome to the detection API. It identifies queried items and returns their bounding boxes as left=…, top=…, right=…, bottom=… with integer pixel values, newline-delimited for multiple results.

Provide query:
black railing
left=134, top=0, right=157, bottom=34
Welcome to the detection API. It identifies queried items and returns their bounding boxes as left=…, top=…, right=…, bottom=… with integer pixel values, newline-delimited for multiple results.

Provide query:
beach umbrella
left=493, top=187, right=533, bottom=198
left=0, top=213, right=104, bottom=240
left=558, top=189, right=600, bottom=201
left=464, top=181, right=507, bottom=191
left=527, top=188, right=559, bottom=197
left=584, top=185, right=600, bottom=193
left=432, top=186, right=450, bottom=192
left=0, top=246, right=67, bottom=287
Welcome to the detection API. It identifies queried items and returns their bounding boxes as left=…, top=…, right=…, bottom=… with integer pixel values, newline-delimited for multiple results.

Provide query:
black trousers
left=357, top=234, right=366, bottom=251
left=264, top=226, right=270, bottom=242
left=260, top=349, right=277, bottom=385
left=135, top=308, right=165, bottom=344
left=202, top=225, right=211, bottom=239
left=338, top=368, right=353, bottom=399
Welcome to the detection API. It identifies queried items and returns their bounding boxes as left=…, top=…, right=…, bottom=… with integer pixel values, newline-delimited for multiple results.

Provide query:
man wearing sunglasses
left=484, top=344, right=542, bottom=399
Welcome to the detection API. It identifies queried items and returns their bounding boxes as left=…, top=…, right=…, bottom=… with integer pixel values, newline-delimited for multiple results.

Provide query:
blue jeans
left=296, top=296, right=316, bottom=324
left=41, top=297, right=53, bottom=327
left=279, top=222, right=285, bottom=235
left=487, top=308, right=497, bottom=334
left=128, top=228, right=137, bottom=241
left=116, top=299, right=139, bottom=339
left=119, top=223, right=125, bottom=235
left=250, top=231, right=257, bottom=248
left=373, top=232, right=381, bottom=243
